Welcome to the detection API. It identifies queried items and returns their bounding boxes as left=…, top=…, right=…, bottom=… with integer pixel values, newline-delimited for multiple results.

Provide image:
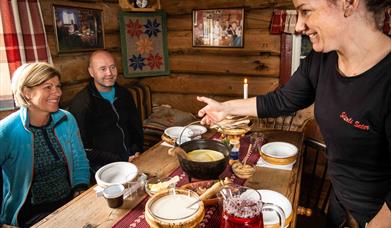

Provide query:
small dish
left=260, top=142, right=298, bottom=166
left=231, top=161, right=256, bottom=179
left=145, top=177, right=177, bottom=196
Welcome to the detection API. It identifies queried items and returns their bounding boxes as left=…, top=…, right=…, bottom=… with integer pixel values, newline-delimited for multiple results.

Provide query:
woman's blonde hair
left=11, top=62, right=61, bottom=107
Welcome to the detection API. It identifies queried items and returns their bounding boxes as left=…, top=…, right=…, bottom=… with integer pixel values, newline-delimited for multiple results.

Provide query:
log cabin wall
left=39, top=0, right=294, bottom=114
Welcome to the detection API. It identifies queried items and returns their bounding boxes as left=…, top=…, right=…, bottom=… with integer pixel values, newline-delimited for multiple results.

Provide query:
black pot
left=178, top=139, right=230, bottom=181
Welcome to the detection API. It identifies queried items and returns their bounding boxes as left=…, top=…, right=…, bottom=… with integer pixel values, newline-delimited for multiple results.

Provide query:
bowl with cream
left=145, top=188, right=205, bottom=228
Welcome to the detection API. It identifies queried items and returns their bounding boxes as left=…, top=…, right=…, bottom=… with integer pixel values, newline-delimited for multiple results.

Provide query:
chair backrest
left=254, top=105, right=314, bottom=132
left=126, top=82, right=153, bottom=122
left=298, top=119, right=331, bottom=216
left=258, top=112, right=297, bottom=131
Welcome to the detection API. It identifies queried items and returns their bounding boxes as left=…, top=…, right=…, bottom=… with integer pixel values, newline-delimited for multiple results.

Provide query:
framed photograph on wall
left=119, top=11, right=170, bottom=78
left=53, top=5, right=104, bottom=53
left=192, top=8, right=244, bottom=48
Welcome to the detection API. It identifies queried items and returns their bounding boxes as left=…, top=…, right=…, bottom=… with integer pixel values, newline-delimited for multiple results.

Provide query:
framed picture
left=53, top=5, right=104, bottom=53
left=192, top=8, right=244, bottom=48
left=119, top=11, right=170, bottom=78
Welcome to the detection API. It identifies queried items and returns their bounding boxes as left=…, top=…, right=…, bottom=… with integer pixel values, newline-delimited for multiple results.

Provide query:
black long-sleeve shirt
left=69, top=80, right=143, bottom=172
left=257, top=51, right=391, bottom=222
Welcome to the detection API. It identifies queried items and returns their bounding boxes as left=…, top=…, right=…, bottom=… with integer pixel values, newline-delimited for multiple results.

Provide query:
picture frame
left=192, top=8, right=244, bottom=48
left=53, top=5, right=104, bottom=53
left=119, top=11, right=170, bottom=78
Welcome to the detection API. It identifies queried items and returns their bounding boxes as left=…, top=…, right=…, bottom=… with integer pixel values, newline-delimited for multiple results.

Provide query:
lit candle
left=243, top=78, right=248, bottom=99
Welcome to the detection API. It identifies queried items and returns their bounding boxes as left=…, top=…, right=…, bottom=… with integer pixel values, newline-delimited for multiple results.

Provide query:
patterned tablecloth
left=113, top=135, right=261, bottom=228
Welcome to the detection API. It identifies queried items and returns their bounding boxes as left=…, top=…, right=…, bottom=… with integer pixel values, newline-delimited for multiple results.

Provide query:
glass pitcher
left=218, top=185, right=285, bottom=228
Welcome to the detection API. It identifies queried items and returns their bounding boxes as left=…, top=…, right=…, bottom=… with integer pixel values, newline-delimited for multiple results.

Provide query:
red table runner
left=113, top=136, right=261, bottom=228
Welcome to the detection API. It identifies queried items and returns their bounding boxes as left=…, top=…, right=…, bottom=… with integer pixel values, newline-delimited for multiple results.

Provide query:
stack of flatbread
left=211, top=115, right=251, bottom=135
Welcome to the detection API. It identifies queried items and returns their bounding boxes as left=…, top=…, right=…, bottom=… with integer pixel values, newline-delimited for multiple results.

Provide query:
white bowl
left=260, top=142, right=298, bottom=158
left=164, top=127, right=193, bottom=139
left=186, top=125, right=207, bottom=137
left=260, top=142, right=298, bottom=166
left=95, top=162, right=138, bottom=188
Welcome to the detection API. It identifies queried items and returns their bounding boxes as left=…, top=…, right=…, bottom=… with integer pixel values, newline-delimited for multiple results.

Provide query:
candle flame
left=244, top=78, right=247, bottom=84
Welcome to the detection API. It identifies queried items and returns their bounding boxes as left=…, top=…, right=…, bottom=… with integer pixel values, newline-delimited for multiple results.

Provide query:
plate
left=95, top=162, right=138, bottom=188
left=258, top=189, right=292, bottom=228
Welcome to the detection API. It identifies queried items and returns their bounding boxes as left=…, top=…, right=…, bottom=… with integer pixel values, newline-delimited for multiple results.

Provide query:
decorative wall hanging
left=53, top=5, right=104, bottom=53
left=119, top=11, right=169, bottom=77
left=192, top=8, right=244, bottom=48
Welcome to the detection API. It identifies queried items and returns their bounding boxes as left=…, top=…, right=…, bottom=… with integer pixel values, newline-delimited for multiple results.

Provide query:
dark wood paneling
left=39, top=0, right=294, bottom=114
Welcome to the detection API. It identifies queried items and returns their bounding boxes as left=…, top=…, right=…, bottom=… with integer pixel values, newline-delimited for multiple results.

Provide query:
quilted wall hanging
left=119, top=11, right=170, bottom=77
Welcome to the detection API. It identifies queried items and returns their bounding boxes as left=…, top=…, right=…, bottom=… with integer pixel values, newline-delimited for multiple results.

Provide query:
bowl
left=164, top=126, right=192, bottom=138
left=145, top=189, right=205, bottom=228
left=231, top=161, right=256, bottom=179
left=95, top=162, right=138, bottom=188
left=178, top=139, right=230, bottom=180
left=260, top=142, right=298, bottom=166
left=186, top=125, right=207, bottom=137
left=145, top=177, right=176, bottom=196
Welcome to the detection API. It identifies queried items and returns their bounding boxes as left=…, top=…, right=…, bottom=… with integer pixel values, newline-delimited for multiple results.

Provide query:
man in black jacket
left=69, top=50, right=143, bottom=173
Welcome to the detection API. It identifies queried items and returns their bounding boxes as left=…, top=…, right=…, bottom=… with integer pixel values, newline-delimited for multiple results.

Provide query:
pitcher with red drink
left=219, top=185, right=285, bottom=228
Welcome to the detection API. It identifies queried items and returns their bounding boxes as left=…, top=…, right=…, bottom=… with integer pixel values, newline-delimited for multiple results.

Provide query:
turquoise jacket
left=0, top=107, right=90, bottom=226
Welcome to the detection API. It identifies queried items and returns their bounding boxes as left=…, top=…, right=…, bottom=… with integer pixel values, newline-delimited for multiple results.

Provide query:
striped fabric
left=0, top=0, right=51, bottom=110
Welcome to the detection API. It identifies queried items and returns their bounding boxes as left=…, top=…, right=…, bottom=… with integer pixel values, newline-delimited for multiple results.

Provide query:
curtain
left=270, top=9, right=297, bottom=35
left=0, top=0, right=51, bottom=110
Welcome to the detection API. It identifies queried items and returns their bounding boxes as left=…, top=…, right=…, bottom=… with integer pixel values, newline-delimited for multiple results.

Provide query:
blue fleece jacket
left=0, top=107, right=90, bottom=226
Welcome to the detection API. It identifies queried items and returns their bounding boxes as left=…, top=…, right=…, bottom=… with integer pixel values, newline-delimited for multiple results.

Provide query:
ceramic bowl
left=95, top=162, right=138, bottom=188
left=178, top=139, right=229, bottom=180
left=260, top=142, right=298, bottom=166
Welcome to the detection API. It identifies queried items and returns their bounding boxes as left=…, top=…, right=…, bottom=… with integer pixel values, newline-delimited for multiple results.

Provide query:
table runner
left=113, top=136, right=261, bottom=228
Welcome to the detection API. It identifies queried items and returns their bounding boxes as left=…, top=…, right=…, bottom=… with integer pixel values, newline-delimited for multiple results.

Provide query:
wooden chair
left=296, top=119, right=332, bottom=227
left=258, top=112, right=297, bottom=131
left=252, top=105, right=315, bottom=132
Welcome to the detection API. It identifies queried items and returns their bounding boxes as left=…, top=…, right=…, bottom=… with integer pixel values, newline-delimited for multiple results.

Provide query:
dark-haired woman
left=197, top=0, right=391, bottom=227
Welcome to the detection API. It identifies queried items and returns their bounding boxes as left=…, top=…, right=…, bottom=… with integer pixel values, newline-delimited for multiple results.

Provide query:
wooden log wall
left=40, top=0, right=294, bottom=114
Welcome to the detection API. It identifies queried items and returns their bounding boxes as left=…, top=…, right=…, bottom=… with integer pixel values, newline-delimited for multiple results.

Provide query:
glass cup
left=218, top=185, right=285, bottom=228
left=102, top=183, right=125, bottom=208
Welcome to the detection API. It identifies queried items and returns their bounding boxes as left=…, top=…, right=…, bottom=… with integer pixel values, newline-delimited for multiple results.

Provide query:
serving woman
left=198, top=0, right=391, bottom=227
left=0, top=63, right=90, bottom=226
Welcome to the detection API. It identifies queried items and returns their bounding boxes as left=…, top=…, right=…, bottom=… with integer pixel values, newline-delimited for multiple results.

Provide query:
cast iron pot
left=178, top=139, right=230, bottom=181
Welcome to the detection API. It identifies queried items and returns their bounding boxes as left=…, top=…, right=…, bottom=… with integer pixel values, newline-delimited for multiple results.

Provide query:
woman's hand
left=197, top=96, right=228, bottom=125
left=128, top=152, right=140, bottom=162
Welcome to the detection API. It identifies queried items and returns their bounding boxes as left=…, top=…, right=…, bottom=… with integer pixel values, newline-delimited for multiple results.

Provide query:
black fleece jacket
left=69, top=80, right=143, bottom=171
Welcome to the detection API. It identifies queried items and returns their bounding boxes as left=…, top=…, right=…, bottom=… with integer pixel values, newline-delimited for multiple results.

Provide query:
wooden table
left=33, top=130, right=303, bottom=228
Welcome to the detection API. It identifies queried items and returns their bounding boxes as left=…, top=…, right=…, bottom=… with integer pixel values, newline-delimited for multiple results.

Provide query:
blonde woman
left=0, top=63, right=90, bottom=226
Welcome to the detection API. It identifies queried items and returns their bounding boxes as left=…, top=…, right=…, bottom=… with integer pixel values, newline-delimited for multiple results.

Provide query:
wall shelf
left=119, top=0, right=161, bottom=12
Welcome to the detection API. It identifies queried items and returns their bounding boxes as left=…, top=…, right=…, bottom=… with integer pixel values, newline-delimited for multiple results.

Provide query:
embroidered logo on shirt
left=339, top=112, right=369, bottom=131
